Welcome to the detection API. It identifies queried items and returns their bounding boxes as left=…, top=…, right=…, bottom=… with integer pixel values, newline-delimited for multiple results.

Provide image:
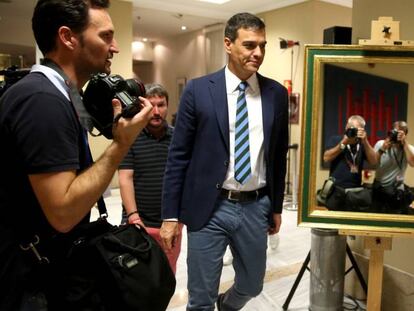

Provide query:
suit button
left=224, top=160, right=229, bottom=167
left=216, top=183, right=221, bottom=189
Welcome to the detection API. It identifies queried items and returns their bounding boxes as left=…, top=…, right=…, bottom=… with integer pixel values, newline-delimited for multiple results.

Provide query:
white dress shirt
left=222, top=66, right=266, bottom=191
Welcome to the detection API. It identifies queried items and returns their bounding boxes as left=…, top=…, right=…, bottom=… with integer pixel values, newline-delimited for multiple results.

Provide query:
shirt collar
left=225, top=66, right=259, bottom=94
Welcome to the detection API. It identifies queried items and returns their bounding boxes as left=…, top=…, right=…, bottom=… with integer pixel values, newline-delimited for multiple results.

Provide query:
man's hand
left=268, top=213, right=282, bottom=235
left=357, top=127, right=367, bottom=142
left=160, top=221, right=179, bottom=250
left=111, top=97, right=153, bottom=148
left=382, top=137, right=392, bottom=150
left=397, top=129, right=407, bottom=145
left=127, top=212, right=146, bottom=228
left=341, top=134, right=352, bottom=145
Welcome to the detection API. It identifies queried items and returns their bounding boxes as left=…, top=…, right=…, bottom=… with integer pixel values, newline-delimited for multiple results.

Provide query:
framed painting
left=299, top=44, right=414, bottom=234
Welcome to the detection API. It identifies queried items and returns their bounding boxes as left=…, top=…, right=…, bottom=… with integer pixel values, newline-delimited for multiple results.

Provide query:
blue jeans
left=186, top=195, right=271, bottom=311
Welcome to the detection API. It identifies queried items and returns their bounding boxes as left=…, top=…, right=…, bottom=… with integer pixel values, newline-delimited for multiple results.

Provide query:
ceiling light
left=198, top=0, right=231, bottom=4
left=142, top=38, right=148, bottom=42
left=181, top=26, right=187, bottom=31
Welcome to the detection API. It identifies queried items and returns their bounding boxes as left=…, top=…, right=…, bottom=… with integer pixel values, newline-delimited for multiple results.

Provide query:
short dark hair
left=32, top=0, right=110, bottom=55
left=224, top=12, right=265, bottom=42
left=145, top=83, right=169, bottom=103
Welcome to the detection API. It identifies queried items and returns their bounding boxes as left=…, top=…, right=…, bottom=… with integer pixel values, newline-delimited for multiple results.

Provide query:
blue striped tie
left=234, top=81, right=251, bottom=184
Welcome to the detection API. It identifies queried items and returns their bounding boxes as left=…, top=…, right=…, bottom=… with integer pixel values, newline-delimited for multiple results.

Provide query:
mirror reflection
left=314, top=61, right=414, bottom=216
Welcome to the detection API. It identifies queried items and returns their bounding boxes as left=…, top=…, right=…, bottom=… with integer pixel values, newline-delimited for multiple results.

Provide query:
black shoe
left=216, top=293, right=225, bottom=311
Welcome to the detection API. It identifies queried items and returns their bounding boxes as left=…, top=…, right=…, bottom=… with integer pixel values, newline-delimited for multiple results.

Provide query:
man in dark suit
left=160, top=12, right=288, bottom=311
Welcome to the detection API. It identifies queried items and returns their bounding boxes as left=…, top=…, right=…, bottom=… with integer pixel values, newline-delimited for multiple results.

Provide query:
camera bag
left=344, top=186, right=372, bottom=212
left=316, top=177, right=336, bottom=206
left=44, top=202, right=176, bottom=311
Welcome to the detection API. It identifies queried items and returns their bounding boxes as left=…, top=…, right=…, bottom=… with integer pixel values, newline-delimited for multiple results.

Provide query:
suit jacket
left=162, top=68, right=289, bottom=231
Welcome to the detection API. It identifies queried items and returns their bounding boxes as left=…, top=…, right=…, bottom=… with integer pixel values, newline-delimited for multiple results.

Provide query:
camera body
left=345, top=127, right=358, bottom=138
left=388, top=129, right=399, bottom=143
left=83, top=73, right=145, bottom=139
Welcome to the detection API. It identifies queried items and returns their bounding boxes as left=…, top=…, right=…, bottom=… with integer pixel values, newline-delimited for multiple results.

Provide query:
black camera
left=388, top=129, right=399, bottom=143
left=345, top=127, right=358, bottom=138
left=0, top=66, right=31, bottom=98
left=83, top=73, right=146, bottom=139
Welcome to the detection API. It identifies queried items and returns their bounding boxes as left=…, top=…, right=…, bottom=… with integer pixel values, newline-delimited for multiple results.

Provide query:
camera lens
left=125, top=79, right=145, bottom=98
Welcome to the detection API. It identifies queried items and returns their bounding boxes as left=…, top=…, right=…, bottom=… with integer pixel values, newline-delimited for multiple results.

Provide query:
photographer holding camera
left=323, top=115, right=377, bottom=211
left=373, top=121, right=414, bottom=213
left=0, top=0, right=152, bottom=310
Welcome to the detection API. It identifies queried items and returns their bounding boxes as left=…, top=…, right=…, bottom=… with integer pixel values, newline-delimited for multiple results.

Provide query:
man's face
left=147, top=95, right=168, bottom=130
left=75, top=8, right=119, bottom=76
left=224, top=27, right=266, bottom=80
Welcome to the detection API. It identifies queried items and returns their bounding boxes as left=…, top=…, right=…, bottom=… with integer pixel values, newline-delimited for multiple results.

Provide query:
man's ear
left=58, top=26, right=77, bottom=50
left=224, top=37, right=232, bottom=55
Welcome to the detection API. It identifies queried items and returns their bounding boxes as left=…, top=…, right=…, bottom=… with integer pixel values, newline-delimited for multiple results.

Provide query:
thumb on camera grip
left=112, top=98, right=123, bottom=119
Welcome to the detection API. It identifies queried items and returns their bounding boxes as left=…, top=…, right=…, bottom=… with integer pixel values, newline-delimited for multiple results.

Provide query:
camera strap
left=40, top=58, right=94, bottom=133
left=391, top=147, right=404, bottom=170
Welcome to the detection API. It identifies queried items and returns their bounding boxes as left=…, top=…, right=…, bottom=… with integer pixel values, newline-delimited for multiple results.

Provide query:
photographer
left=0, top=0, right=152, bottom=310
left=323, top=115, right=377, bottom=211
left=373, top=121, right=414, bottom=213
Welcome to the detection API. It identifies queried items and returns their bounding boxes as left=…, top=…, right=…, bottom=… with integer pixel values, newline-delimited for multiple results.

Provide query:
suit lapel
left=258, top=74, right=275, bottom=156
left=209, top=69, right=230, bottom=152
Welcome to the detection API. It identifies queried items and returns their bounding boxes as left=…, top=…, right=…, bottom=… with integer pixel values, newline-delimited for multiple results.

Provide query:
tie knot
left=238, top=81, right=248, bottom=91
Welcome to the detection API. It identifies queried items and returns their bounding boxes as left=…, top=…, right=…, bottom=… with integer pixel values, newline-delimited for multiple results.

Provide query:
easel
left=282, top=229, right=412, bottom=311
left=282, top=242, right=367, bottom=310
left=338, top=230, right=406, bottom=311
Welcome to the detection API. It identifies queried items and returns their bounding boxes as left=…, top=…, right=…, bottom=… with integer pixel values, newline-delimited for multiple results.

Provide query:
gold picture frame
left=298, top=44, right=414, bottom=235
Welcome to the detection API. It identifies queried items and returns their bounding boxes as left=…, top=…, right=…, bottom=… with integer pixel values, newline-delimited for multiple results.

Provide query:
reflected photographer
left=373, top=121, right=414, bottom=214
left=323, top=115, right=377, bottom=211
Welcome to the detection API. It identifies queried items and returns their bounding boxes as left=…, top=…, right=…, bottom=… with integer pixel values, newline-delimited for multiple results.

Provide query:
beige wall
left=88, top=0, right=133, bottom=188
left=149, top=29, right=208, bottom=116
left=0, top=0, right=36, bottom=49
left=352, top=0, right=414, bottom=43
left=258, top=0, right=352, bottom=190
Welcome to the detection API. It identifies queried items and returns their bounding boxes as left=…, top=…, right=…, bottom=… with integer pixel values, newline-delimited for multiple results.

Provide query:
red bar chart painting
left=322, top=64, right=408, bottom=168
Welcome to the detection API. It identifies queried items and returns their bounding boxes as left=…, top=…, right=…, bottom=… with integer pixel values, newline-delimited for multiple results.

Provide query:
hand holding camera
left=387, top=128, right=405, bottom=144
left=83, top=73, right=151, bottom=139
left=111, top=96, right=153, bottom=148
left=344, top=126, right=367, bottom=144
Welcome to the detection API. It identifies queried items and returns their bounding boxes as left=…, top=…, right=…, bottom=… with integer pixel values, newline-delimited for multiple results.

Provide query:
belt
left=220, top=188, right=267, bottom=203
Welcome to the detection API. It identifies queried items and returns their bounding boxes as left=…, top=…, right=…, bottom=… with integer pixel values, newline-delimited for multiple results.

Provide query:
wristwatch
left=339, top=143, right=346, bottom=151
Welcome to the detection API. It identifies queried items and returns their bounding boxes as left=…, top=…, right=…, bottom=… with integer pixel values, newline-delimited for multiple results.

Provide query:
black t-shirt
left=0, top=71, right=88, bottom=308
left=327, top=135, right=367, bottom=188
left=119, top=126, right=173, bottom=228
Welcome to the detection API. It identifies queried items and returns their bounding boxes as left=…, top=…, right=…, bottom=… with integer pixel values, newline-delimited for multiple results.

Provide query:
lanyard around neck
left=346, top=144, right=360, bottom=165
left=391, top=147, right=404, bottom=170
